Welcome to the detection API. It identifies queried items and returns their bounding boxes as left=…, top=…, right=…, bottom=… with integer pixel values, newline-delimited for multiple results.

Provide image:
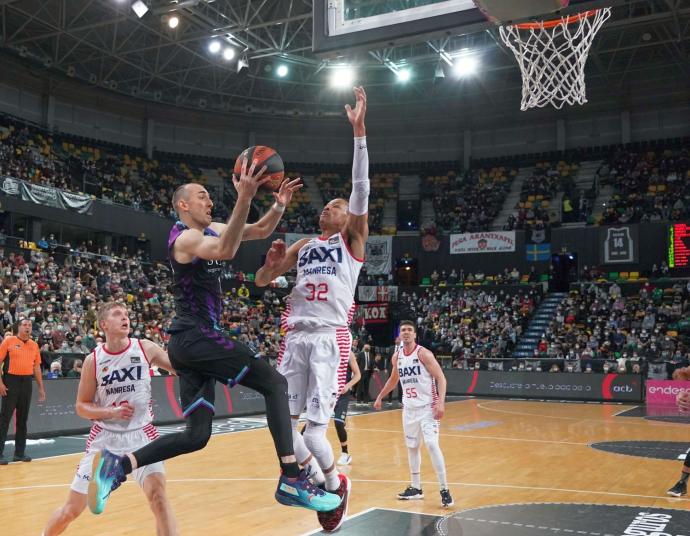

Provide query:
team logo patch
left=102, top=366, right=109, bottom=373
left=328, top=237, right=339, bottom=245
left=131, top=356, right=141, bottom=364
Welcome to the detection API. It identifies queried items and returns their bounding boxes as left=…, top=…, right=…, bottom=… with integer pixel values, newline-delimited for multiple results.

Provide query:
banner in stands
left=450, top=231, right=516, bottom=255
left=357, top=303, right=389, bottom=324
left=365, top=235, right=392, bottom=274
left=445, top=370, right=643, bottom=402
left=646, top=380, right=690, bottom=405
left=11, top=377, right=265, bottom=439
left=358, top=285, right=398, bottom=302
left=1, top=176, right=93, bottom=214
left=600, top=225, right=638, bottom=264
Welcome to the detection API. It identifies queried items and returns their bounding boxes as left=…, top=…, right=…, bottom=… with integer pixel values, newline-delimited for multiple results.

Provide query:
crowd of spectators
left=0, top=239, right=294, bottom=378
left=0, top=113, right=319, bottom=230
left=398, top=287, right=540, bottom=361
left=424, top=166, right=516, bottom=234
left=598, top=146, right=690, bottom=224
left=535, top=280, right=690, bottom=375
left=313, top=172, right=398, bottom=234
left=421, top=266, right=543, bottom=286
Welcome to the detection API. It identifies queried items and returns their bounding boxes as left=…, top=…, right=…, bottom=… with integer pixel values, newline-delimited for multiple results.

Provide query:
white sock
left=291, top=419, right=324, bottom=485
left=408, top=446, right=422, bottom=489
left=426, top=442, right=448, bottom=489
left=304, top=421, right=339, bottom=491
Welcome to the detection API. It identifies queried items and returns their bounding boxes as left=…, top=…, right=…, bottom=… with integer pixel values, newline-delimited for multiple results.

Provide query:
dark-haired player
left=88, top=158, right=342, bottom=514
left=255, top=86, right=369, bottom=532
left=373, top=320, right=453, bottom=508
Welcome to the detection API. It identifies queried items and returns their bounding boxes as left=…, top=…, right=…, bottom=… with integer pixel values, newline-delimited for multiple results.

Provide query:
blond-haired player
left=44, top=302, right=178, bottom=535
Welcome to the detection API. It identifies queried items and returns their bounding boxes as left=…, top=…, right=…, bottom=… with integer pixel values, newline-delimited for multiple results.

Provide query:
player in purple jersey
left=88, top=157, right=342, bottom=516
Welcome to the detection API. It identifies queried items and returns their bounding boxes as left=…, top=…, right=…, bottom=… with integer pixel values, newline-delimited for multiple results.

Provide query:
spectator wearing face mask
left=66, top=359, right=82, bottom=378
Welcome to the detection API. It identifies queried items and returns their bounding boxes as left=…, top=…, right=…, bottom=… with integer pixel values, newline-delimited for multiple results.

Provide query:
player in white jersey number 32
left=255, top=86, right=369, bottom=532
left=374, top=320, right=454, bottom=508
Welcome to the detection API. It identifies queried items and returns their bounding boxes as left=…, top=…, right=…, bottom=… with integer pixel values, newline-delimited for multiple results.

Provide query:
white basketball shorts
left=402, top=405, right=440, bottom=449
left=277, top=327, right=351, bottom=424
left=71, top=423, right=164, bottom=494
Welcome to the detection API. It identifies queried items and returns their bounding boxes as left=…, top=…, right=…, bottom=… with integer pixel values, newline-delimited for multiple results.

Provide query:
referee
left=0, top=318, right=46, bottom=465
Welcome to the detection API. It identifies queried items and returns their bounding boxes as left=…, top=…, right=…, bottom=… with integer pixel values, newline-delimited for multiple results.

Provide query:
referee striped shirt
left=0, top=336, right=41, bottom=376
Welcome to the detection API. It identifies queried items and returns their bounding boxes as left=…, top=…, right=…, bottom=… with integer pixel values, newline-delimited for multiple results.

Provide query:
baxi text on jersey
left=399, top=365, right=422, bottom=378
left=101, top=366, right=144, bottom=386
left=298, top=246, right=343, bottom=267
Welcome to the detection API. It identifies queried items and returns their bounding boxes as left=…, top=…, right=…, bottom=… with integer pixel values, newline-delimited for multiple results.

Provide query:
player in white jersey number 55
left=255, top=86, right=369, bottom=533
left=374, top=320, right=454, bottom=508
left=43, top=302, right=179, bottom=536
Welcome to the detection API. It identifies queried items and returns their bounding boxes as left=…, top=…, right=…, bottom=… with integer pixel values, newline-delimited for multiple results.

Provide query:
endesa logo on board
left=646, top=380, right=690, bottom=405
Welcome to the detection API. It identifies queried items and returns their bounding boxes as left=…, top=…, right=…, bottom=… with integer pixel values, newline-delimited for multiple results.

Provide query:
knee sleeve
left=334, top=420, right=347, bottom=444
left=425, top=441, right=446, bottom=475
left=303, top=421, right=334, bottom=471
left=407, top=446, right=421, bottom=474
left=291, top=418, right=313, bottom=465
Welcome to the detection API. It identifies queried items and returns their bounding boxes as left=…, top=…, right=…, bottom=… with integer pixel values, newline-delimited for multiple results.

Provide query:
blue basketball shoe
left=88, top=449, right=127, bottom=514
left=275, top=470, right=342, bottom=512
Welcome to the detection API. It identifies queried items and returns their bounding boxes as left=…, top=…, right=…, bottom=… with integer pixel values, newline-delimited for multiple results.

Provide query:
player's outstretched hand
left=345, top=86, right=367, bottom=135
left=111, top=402, right=135, bottom=420
left=265, top=239, right=286, bottom=268
left=274, top=177, right=303, bottom=207
left=373, top=397, right=382, bottom=411
left=232, top=156, right=269, bottom=200
left=677, top=391, right=690, bottom=413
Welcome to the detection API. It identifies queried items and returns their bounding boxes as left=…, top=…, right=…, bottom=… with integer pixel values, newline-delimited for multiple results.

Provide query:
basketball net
left=499, top=8, right=611, bottom=111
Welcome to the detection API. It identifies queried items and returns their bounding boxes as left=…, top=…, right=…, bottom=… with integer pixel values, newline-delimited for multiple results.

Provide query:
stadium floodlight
left=330, top=66, right=354, bottom=88
left=208, top=40, right=222, bottom=54
left=167, top=15, right=179, bottom=29
left=276, top=64, right=289, bottom=77
left=453, top=55, right=478, bottom=77
left=131, top=0, right=149, bottom=18
left=222, top=47, right=235, bottom=61
left=396, top=68, right=411, bottom=82
left=237, top=54, right=249, bottom=73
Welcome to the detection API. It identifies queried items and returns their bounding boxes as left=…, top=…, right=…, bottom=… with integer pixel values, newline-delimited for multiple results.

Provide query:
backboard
left=312, top=0, right=616, bottom=57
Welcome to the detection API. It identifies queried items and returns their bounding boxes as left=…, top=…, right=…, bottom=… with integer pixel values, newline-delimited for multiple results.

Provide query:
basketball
left=233, top=145, right=284, bottom=190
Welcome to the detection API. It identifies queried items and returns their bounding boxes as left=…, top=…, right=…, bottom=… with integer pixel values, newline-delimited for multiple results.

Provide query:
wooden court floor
left=1, top=399, right=689, bottom=535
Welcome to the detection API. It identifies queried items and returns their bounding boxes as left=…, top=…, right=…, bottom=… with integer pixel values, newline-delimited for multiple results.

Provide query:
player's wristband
left=272, top=202, right=286, bottom=213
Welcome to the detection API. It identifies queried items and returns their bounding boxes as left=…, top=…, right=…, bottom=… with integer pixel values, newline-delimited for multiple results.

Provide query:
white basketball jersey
left=92, top=338, right=154, bottom=432
left=397, top=344, right=438, bottom=409
left=284, top=232, right=362, bottom=330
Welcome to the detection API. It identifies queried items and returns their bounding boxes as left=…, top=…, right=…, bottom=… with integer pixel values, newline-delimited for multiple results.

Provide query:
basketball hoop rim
left=511, top=9, right=602, bottom=30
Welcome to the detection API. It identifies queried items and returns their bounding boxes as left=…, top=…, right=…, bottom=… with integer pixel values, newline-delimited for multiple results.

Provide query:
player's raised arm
left=343, top=86, right=369, bottom=260
left=418, top=347, right=447, bottom=420
left=373, top=352, right=399, bottom=410
left=174, top=159, right=269, bottom=262
left=254, top=238, right=309, bottom=287
left=240, top=177, right=303, bottom=240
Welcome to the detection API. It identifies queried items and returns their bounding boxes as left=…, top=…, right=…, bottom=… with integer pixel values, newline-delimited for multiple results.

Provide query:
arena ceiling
left=0, top=0, right=689, bottom=119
